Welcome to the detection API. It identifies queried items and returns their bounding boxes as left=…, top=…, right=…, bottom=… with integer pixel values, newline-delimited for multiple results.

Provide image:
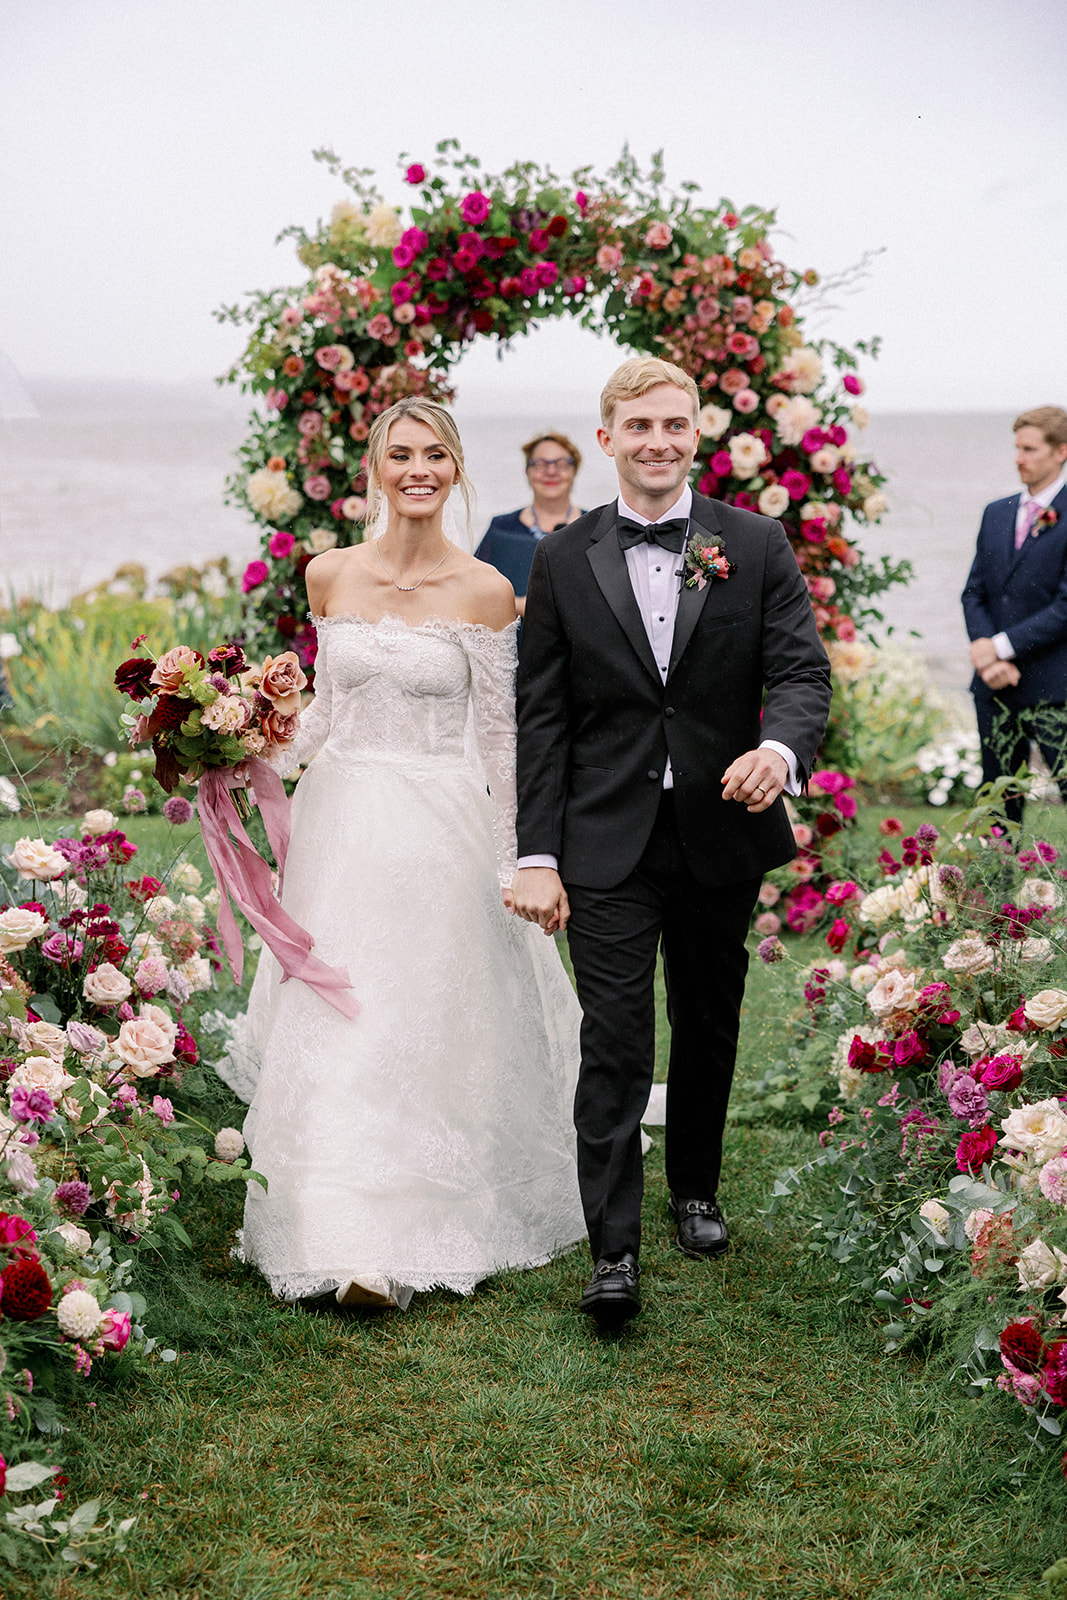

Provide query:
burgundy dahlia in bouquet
left=115, top=638, right=307, bottom=797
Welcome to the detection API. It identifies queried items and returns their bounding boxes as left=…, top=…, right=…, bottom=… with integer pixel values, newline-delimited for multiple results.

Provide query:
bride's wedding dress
left=221, top=612, right=586, bottom=1302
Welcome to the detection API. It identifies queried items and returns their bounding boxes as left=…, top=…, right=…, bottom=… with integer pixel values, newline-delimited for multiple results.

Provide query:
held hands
left=721, top=749, right=788, bottom=813
left=509, top=867, right=570, bottom=935
left=970, top=637, right=1021, bottom=691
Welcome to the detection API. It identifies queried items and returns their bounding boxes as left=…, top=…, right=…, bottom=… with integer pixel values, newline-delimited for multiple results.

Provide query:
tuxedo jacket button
left=664, top=706, right=676, bottom=717
left=647, top=769, right=660, bottom=781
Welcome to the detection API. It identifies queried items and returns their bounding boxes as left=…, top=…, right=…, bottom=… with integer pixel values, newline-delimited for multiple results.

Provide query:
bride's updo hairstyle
left=364, top=398, right=475, bottom=539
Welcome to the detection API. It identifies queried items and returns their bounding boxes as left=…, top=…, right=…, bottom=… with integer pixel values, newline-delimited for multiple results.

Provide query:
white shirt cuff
left=759, top=740, right=801, bottom=796
left=992, top=631, right=1015, bottom=660
left=515, top=855, right=559, bottom=872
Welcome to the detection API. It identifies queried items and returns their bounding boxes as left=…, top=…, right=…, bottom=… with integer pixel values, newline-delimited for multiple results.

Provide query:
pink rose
left=150, top=645, right=201, bottom=692
left=262, top=707, right=300, bottom=748
left=113, top=1017, right=175, bottom=1076
left=718, top=369, right=750, bottom=396
left=843, top=374, right=863, bottom=395
left=711, top=451, right=733, bottom=476
left=753, top=911, right=781, bottom=937
left=564, top=274, right=587, bottom=295
left=644, top=222, right=673, bottom=249
left=297, top=411, right=323, bottom=437
left=979, top=1054, right=1025, bottom=1092
left=835, top=617, right=857, bottom=641
left=367, top=313, right=393, bottom=340
left=733, top=389, right=759, bottom=413
left=82, top=962, right=133, bottom=1008
left=529, top=228, right=550, bottom=252
left=537, top=262, right=559, bottom=288
left=242, top=560, right=269, bottom=593
left=460, top=190, right=491, bottom=225
left=405, top=164, right=426, bottom=185
left=266, top=388, right=288, bottom=411
left=391, top=243, right=416, bottom=269
left=520, top=267, right=541, bottom=296
left=258, top=652, right=308, bottom=715
left=98, top=1306, right=131, bottom=1352
left=780, top=470, right=811, bottom=501
left=268, top=530, right=296, bottom=559
left=596, top=244, right=622, bottom=272
left=303, top=475, right=331, bottom=501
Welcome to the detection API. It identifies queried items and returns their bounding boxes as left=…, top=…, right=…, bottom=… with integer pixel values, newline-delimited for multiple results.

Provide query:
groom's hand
left=510, top=867, right=570, bottom=934
left=721, top=749, right=788, bottom=813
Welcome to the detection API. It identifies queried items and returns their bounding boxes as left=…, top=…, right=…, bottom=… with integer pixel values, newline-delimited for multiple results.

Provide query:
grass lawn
left=9, top=799, right=1067, bottom=1599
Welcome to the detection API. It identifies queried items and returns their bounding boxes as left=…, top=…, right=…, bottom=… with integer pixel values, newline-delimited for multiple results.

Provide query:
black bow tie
left=617, top=516, right=688, bottom=553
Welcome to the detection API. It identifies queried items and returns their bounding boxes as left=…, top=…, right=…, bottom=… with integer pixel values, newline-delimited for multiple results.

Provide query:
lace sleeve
left=465, top=622, right=519, bottom=886
left=263, top=631, right=334, bottom=779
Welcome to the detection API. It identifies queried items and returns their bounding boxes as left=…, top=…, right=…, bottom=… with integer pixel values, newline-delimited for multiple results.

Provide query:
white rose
left=1016, top=1237, right=1067, bottom=1290
left=245, top=468, right=303, bottom=523
left=959, top=1021, right=1010, bottom=1058
left=171, top=863, right=203, bottom=892
left=83, top=962, right=133, bottom=1006
left=849, top=963, right=880, bottom=995
left=178, top=955, right=213, bottom=995
left=942, top=935, right=996, bottom=976
left=139, top=1002, right=178, bottom=1044
left=0, top=906, right=48, bottom=953
left=51, top=880, right=87, bottom=911
left=144, top=895, right=178, bottom=925
left=306, top=526, right=339, bottom=554
left=330, top=198, right=362, bottom=229
left=772, top=396, right=821, bottom=448
left=130, top=932, right=163, bottom=963
left=857, top=884, right=903, bottom=926
left=1000, top=1099, right=1067, bottom=1164
left=918, top=1199, right=951, bottom=1239
left=113, top=1017, right=175, bottom=1075
left=81, top=809, right=116, bottom=836
left=214, top=1127, right=245, bottom=1162
left=51, top=1222, right=92, bottom=1256
left=963, top=1206, right=996, bottom=1242
left=16, top=1019, right=69, bottom=1060
left=8, top=837, right=67, bottom=880
left=867, top=968, right=923, bottom=1019
left=1017, top=879, right=1062, bottom=911
left=364, top=205, right=402, bottom=248
left=8, top=1054, right=74, bottom=1098
left=809, top=447, right=840, bottom=475
left=757, top=484, right=790, bottom=518
left=727, top=432, right=769, bottom=480
left=698, top=402, right=732, bottom=441
left=1024, top=989, right=1067, bottom=1030
left=177, top=894, right=206, bottom=925
left=780, top=345, right=823, bottom=393
left=863, top=492, right=888, bottom=520
left=837, top=1064, right=864, bottom=1101
left=1020, top=937, right=1054, bottom=965
left=56, top=1287, right=104, bottom=1340
left=850, top=404, right=869, bottom=430
left=202, top=887, right=221, bottom=915
left=201, top=696, right=248, bottom=735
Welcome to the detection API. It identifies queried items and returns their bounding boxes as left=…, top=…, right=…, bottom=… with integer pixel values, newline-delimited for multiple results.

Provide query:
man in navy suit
left=962, top=406, right=1067, bottom=823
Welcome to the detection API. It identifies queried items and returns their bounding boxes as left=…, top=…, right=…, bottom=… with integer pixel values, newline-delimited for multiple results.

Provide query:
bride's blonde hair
left=364, top=398, right=475, bottom=538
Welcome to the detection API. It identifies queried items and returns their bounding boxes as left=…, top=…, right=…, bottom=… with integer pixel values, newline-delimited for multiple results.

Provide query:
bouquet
left=114, top=640, right=357, bottom=1017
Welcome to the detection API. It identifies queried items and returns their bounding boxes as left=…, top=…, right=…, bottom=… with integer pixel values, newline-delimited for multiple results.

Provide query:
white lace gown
left=226, top=614, right=586, bottom=1300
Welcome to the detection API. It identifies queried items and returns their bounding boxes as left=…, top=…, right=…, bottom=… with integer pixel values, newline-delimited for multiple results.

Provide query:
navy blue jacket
left=962, top=483, right=1067, bottom=707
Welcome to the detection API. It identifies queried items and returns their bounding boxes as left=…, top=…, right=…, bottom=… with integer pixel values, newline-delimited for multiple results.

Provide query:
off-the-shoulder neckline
left=311, top=612, right=519, bottom=638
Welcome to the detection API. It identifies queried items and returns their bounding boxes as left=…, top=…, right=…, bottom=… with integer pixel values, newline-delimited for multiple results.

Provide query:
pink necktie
left=1016, top=498, right=1041, bottom=550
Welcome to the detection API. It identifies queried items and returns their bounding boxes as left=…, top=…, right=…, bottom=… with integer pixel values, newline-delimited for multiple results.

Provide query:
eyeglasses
left=527, top=457, right=575, bottom=473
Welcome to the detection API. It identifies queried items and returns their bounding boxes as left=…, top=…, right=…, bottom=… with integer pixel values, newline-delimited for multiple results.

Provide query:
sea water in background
left=0, top=378, right=1021, bottom=694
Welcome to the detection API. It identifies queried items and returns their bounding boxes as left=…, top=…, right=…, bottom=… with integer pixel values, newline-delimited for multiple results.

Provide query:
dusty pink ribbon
left=197, top=758, right=359, bottom=1019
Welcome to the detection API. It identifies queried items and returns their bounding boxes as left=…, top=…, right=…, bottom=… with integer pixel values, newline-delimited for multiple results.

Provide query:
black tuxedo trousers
left=567, top=790, right=761, bottom=1260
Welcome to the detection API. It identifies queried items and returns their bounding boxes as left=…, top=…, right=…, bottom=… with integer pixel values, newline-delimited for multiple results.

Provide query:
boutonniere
left=1032, top=508, right=1059, bottom=537
left=683, top=529, right=735, bottom=590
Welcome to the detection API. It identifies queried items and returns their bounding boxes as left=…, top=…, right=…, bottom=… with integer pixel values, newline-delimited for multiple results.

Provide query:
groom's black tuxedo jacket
left=516, top=492, right=832, bottom=890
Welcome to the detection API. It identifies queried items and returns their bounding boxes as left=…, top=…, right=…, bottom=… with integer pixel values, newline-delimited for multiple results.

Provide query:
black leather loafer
left=670, top=1195, right=730, bottom=1258
left=579, top=1252, right=641, bottom=1328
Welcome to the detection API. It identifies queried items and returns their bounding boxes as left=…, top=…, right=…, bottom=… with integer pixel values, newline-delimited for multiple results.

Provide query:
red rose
left=114, top=657, right=156, bottom=700
left=956, top=1123, right=998, bottom=1173
left=848, top=1036, right=892, bottom=1073
left=0, top=1257, right=52, bottom=1321
left=980, top=1053, right=1025, bottom=1092
left=1001, top=1320, right=1047, bottom=1375
left=126, top=875, right=163, bottom=902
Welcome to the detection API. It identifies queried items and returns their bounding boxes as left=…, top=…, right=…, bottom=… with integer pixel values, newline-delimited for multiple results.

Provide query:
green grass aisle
left=21, top=955, right=1061, bottom=1600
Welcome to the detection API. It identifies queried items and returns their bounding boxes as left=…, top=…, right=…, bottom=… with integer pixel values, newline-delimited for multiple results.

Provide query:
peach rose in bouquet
left=256, top=653, right=308, bottom=717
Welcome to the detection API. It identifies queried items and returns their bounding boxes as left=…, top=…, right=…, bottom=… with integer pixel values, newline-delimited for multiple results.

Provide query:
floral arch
left=219, top=142, right=904, bottom=681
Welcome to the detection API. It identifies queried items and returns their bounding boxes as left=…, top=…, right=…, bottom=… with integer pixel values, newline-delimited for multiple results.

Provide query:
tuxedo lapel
left=667, top=498, right=722, bottom=677
left=586, top=505, right=662, bottom=683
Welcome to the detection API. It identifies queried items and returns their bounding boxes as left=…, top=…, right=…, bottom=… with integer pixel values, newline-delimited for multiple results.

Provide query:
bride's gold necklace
left=375, top=539, right=452, bottom=593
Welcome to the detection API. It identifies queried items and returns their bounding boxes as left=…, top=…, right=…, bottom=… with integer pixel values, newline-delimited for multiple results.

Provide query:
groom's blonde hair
left=364, top=398, right=475, bottom=534
left=600, top=357, right=699, bottom=429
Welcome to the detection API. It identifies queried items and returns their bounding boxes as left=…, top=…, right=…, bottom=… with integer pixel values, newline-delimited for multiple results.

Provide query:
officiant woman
left=475, top=431, right=584, bottom=616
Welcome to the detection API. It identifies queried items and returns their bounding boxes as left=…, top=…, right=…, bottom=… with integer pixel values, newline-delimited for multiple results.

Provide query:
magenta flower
left=833, top=468, right=853, bottom=495
left=460, top=190, right=491, bottom=225
left=843, top=373, right=863, bottom=395
left=10, top=1086, right=55, bottom=1125
left=98, top=1307, right=131, bottom=1352
left=537, top=262, right=559, bottom=288
left=405, top=163, right=426, bottom=185
left=391, top=243, right=416, bottom=270
left=801, top=427, right=826, bottom=453
left=41, top=931, right=83, bottom=964
left=163, top=796, right=193, bottom=825
left=780, top=469, right=811, bottom=501
left=152, top=1095, right=175, bottom=1126
left=268, top=530, right=296, bottom=559
left=711, top=450, right=733, bottom=477
left=425, top=257, right=450, bottom=282
left=54, top=1179, right=92, bottom=1217
left=564, top=274, right=587, bottom=295
left=529, top=228, right=550, bottom=252
left=391, top=281, right=414, bottom=306
left=980, top=1054, right=1025, bottom=1092
left=519, top=267, right=541, bottom=296
left=956, top=1123, right=998, bottom=1173
left=242, top=560, right=269, bottom=593
left=757, top=936, right=785, bottom=964
left=575, top=190, right=588, bottom=214
left=946, top=1072, right=988, bottom=1122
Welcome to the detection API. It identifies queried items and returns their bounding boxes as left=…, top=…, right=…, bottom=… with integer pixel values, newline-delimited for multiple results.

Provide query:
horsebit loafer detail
left=579, top=1252, right=641, bottom=1327
left=670, top=1195, right=730, bottom=1258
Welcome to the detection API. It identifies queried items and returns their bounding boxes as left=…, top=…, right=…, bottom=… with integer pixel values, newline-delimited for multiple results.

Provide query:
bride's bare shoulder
left=453, top=550, right=517, bottom=630
left=306, top=545, right=371, bottom=611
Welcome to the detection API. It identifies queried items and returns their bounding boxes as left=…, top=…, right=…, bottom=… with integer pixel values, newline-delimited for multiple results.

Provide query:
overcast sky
left=1, top=0, right=1064, bottom=413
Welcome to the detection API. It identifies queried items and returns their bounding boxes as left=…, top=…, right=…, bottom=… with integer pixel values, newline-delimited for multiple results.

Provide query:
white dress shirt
left=993, top=470, right=1067, bottom=660
left=516, top=489, right=799, bottom=872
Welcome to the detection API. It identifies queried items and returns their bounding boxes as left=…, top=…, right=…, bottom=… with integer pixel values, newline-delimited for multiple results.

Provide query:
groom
left=511, top=356, right=831, bottom=1328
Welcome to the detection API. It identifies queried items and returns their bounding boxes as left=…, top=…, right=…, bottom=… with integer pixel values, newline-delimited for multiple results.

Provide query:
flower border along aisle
left=761, top=788, right=1067, bottom=1487
left=217, top=142, right=905, bottom=683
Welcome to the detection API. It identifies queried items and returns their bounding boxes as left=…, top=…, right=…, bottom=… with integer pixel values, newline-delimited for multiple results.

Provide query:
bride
left=226, top=397, right=586, bottom=1309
